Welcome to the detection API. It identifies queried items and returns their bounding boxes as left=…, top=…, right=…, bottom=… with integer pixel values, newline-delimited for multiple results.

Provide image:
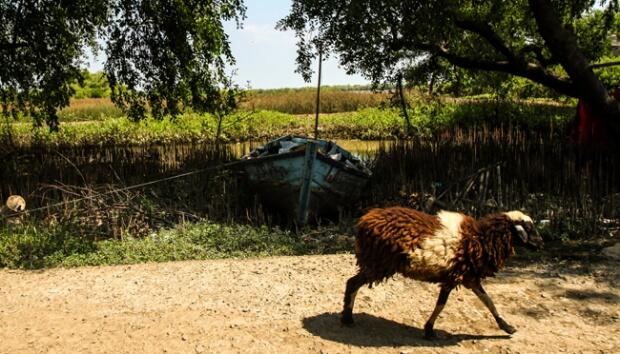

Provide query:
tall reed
left=367, top=126, right=619, bottom=238
left=241, top=89, right=389, bottom=114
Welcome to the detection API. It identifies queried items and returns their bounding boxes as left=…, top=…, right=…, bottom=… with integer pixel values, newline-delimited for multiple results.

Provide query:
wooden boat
left=238, top=136, right=371, bottom=224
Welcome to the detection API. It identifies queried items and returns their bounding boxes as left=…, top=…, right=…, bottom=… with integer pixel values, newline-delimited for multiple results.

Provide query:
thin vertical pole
left=397, top=72, right=413, bottom=134
left=314, top=45, right=323, bottom=140
left=297, top=142, right=318, bottom=225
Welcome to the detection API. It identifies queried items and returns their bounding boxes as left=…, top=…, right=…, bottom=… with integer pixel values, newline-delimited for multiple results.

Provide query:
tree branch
left=389, top=36, right=576, bottom=96
left=454, top=18, right=519, bottom=63
left=589, top=60, right=620, bottom=69
left=449, top=17, right=579, bottom=96
left=413, top=42, right=577, bottom=97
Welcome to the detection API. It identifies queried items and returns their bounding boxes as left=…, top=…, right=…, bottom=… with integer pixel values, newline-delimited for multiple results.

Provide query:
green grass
left=0, top=220, right=352, bottom=269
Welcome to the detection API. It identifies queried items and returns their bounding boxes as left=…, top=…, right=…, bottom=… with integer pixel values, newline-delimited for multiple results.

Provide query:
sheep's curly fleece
left=354, top=207, right=517, bottom=287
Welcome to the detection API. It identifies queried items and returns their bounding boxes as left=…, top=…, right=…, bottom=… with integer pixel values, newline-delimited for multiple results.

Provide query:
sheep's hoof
left=341, top=311, right=355, bottom=327
left=424, top=323, right=437, bottom=340
left=497, top=318, right=517, bottom=335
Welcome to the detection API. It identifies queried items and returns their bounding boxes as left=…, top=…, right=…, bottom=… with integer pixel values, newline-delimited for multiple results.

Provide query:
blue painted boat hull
left=239, top=147, right=370, bottom=218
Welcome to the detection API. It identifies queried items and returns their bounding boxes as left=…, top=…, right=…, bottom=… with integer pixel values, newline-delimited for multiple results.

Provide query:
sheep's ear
left=514, top=224, right=528, bottom=243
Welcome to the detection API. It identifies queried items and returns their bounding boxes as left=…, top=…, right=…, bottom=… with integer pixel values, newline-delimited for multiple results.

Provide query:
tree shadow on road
left=302, top=312, right=510, bottom=348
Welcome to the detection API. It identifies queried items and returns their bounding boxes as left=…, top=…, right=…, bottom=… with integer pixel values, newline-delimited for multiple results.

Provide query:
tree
left=0, top=1, right=108, bottom=130
left=0, top=0, right=245, bottom=130
left=72, top=71, right=111, bottom=99
left=279, top=0, right=620, bottom=138
left=105, top=0, right=245, bottom=121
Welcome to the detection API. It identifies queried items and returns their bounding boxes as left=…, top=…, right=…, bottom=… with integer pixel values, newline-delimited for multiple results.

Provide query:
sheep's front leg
left=471, top=283, right=516, bottom=334
left=341, top=272, right=367, bottom=326
left=424, top=286, right=453, bottom=339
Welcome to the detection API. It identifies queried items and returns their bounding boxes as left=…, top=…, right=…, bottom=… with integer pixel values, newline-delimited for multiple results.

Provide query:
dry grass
left=65, top=98, right=114, bottom=109
left=240, top=89, right=390, bottom=114
left=58, top=98, right=123, bottom=121
left=58, top=90, right=389, bottom=120
left=57, top=90, right=573, bottom=121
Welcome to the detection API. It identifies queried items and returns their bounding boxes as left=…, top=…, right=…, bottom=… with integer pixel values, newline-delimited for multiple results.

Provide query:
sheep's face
left=504, top=211, right=544, bottom=250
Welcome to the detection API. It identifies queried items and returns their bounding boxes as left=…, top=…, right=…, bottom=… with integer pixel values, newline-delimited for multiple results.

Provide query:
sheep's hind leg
left=471, top=283, right=516, bottom=335
left=424, top=285, right=453, bottom=339
left=341, top=272, right=367, bottom=326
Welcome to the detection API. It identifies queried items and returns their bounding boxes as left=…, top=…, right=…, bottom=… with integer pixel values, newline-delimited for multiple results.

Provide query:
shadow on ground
left=500, top=256, right=620, bottom=289
left=563, top=289, right=619, bottom=302
left=302, top=312, right=510, bottom=348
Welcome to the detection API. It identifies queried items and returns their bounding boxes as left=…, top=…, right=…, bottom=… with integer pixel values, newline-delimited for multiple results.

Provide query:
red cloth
left=571, top=92, right=616, bottom=145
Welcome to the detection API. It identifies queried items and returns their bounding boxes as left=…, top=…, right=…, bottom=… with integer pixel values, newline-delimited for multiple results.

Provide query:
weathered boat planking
left=239, top=136, right=371, bottom=224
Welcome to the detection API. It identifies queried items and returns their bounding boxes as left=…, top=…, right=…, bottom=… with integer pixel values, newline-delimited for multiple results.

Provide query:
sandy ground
left=1, top=254, right=619, bottom=354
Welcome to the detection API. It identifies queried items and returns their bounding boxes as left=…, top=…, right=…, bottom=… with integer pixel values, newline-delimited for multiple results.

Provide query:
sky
left=87, top=0, right=369, bottom=89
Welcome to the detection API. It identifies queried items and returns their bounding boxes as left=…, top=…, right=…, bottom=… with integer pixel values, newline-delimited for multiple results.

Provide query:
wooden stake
left=314, top=45, right=323, bottom=140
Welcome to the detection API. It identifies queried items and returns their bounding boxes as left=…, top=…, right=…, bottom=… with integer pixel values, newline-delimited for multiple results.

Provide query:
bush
left=0, top=224, right=97, bottom=268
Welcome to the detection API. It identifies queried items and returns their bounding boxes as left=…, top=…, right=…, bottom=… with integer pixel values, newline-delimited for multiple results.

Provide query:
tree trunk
left=215, top=112, right=224, bottom=143
left=397, top=73, right=414, bottom=135
left=529, top=0, right=620, bottom=140
left=428, top=72, right=436, bottom=95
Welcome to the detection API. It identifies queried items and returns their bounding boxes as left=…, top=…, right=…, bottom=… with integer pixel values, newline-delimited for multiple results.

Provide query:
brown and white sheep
left=341, top=207, right=543, bottom=339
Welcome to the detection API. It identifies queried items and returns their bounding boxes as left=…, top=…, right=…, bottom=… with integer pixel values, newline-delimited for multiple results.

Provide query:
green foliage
left=574, top=8, right=616, bottom=61
left=279, top=1, right=619, bottom=99
left=0, top=220, right=351, bottom=269
left=1, top=1, right=246, bottom=130
left=592, top=56, right=620, bottom=88
left=0, top=223, right=97, bottom=269
left=72, top=71, right=111, bottom=99
left=5, top=99, right=574, bottom=147
left=0, top=0, right=108, bottom=130
left=105, top=0, right=246, bottom=121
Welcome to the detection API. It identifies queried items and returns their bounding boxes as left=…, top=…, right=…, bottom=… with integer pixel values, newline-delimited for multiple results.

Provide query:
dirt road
left=1, top=255, right=618, bottom=354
